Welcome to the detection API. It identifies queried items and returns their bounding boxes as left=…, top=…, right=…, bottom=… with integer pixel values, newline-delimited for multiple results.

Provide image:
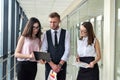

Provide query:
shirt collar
left=51, top=28, right=61, bottom=33
left=83, top=36, right=88, bottom=41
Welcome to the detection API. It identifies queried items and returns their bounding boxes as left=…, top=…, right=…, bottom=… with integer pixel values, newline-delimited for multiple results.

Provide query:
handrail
left=0, top=53, right=17, bottom=80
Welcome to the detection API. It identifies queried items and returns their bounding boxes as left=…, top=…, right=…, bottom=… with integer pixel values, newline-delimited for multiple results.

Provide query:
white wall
left=103, top=0, right=115, bottom=80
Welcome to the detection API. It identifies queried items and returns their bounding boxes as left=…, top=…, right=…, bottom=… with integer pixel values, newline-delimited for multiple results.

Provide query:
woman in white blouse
left=76, top=22, right=101, bottom=80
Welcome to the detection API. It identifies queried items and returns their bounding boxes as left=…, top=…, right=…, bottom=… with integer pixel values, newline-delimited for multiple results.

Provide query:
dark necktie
left=54, top=31, right=58, bottom=47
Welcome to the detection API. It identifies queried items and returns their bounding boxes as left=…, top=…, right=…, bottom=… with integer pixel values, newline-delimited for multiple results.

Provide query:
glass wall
left=0, top=1, right=3, bottom=79
left=0, top=0, right=21, bottom=79
left=8, top=0, right=12, bottom=53
left=61, top=0, right=104, bottom=80
left=95, top=15, right=103, bottom=80
left=0, top=0, right=3, bottom=57
left=79, top=1, right=104, bottom=80
left=79, top=0, right=104, bottom=22
left=115, top=0, right=120, bottom=80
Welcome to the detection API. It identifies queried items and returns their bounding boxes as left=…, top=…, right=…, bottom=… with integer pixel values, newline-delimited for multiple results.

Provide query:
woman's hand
left=88, top=61, right=95, bottom=68
left=76, top=57, right=80, bottom=62
left=37, top=59, right=46, bottom=64
left=29, top=52, right=35, bottom=59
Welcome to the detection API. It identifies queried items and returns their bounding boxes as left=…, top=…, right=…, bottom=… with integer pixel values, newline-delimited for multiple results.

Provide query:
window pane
left=0, top=1, right=3, bottom=80
left=8, top=0, right=12, bottom=52
left=0, top=0, right=3, bottom=56
left=115, top=0, right=120, bottom=79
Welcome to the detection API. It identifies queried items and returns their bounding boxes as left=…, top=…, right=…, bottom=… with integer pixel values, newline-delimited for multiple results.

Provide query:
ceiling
left=17, top=0, right=81, bottom=30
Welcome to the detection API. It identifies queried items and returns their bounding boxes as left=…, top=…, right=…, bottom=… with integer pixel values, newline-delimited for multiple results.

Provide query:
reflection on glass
left=96, top=15, right=102, bottom=45
left=115, top=5, right=120, bottom=80
left=0, top=0, right=3, bottom=79
left=0, top=0, right=3, bottom=56
left=90, top=18, right=95, bottom=30
left=0, top=2, right=1, bottom=55
left=0, top=63, right=2, bottom=79
left=0, top=2, right=1, bottom=33
left=96, top=15, right=103, bottom=80
left=118, top=8, right=120, bottom=20
left=8, top=0, right=12, bottom=52
left=76, top=23, right=80, bottom=38
left=116, top=54, right=120, bottom=80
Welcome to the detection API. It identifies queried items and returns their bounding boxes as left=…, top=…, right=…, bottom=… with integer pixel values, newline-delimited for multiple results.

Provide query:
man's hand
left=48, top=61, right=61, bottom=73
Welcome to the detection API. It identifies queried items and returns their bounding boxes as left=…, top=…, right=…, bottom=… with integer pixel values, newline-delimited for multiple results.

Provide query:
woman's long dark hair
left=22, top=17, right=42, bottom=39
left=80, top=22, right=96, bottom=45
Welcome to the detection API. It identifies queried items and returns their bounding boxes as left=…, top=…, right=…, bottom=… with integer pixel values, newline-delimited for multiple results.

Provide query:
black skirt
left=16, top=61, right=37, bottom=80
left=77, top=57, right=99, bottom=80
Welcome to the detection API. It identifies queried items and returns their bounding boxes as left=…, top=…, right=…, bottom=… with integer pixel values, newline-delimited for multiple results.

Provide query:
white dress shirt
left=41, top=28, right=70, bottom=61
left=77, top=37, right=96, bottom=57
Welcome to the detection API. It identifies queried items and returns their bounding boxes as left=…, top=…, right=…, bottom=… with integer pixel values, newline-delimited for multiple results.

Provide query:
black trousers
left=16, top=61, right=37, bottom=80
left=45, top=63, right=67, bottom=80
left=77, top=57, right=99, bottom=80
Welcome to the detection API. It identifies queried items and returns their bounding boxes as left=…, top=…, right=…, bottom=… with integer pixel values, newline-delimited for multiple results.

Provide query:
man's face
left=49, top=17, right=60, bottom=30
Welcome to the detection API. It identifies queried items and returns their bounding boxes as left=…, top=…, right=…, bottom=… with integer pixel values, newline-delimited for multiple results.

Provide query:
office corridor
left=0, top=0, right=120, bottom=80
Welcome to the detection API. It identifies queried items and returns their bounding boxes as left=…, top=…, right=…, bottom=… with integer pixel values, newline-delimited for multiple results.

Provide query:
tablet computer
left=33, top=51, right=51, bottom=62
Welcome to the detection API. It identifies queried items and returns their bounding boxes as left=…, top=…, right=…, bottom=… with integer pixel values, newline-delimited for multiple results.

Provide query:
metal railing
left=0, top=53, right=17, bottom=80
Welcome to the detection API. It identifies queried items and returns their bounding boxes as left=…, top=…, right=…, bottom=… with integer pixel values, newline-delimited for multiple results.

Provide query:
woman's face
left=80, top=25, right=87, bottom=37
left=32, top=22, right=40, bottom=35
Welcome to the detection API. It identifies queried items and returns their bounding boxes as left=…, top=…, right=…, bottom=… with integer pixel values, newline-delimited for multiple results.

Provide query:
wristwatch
left=58, top=63, right=63, bottom=67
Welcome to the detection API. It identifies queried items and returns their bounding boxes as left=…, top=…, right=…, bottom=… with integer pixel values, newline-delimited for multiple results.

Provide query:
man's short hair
left=49, top=12, right=60, bottom=20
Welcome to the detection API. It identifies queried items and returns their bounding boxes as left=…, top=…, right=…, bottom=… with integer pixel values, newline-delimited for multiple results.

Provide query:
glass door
left=95, top=15, right=103, bottom=80
left=115, top=0, right=120, bottom=79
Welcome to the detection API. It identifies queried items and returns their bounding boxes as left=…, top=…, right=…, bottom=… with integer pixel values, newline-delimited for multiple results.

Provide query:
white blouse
left=77, top=37, right=96, bottom=57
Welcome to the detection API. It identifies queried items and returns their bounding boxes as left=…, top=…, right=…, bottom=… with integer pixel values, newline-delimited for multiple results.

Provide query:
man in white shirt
left=41, top=12, right=70, bottom=80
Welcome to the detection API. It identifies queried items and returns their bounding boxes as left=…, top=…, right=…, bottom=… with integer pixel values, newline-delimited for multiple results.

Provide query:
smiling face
left=80, top=25, right=88, bottom=37
left=49, top=17, right=60, bottom=30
